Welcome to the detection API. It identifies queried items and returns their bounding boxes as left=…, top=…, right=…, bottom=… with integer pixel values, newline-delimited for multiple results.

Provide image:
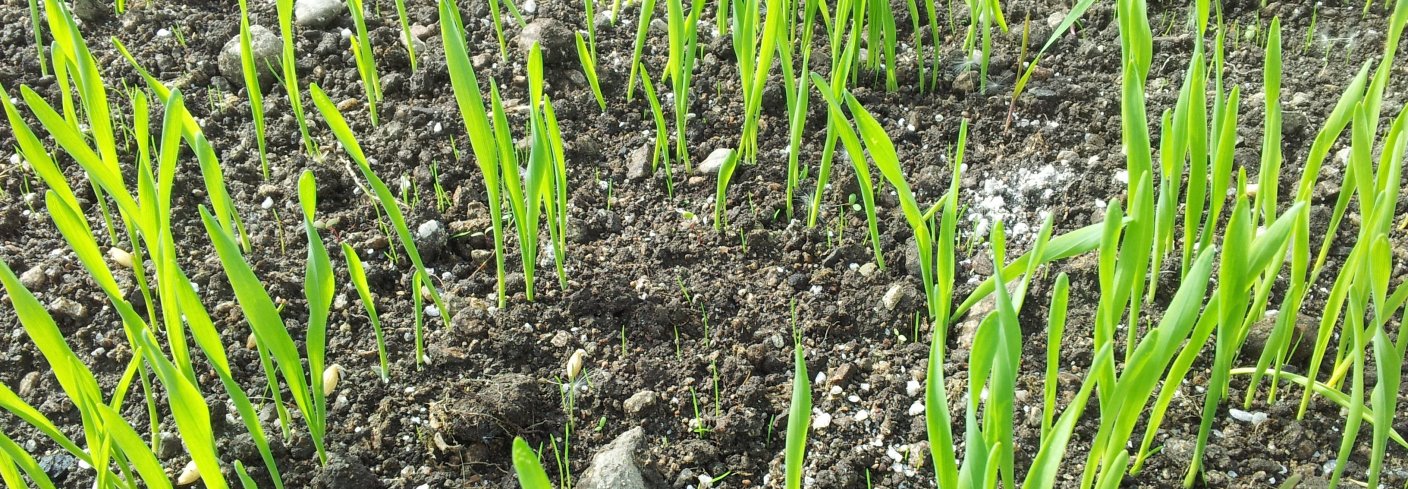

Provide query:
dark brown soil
left=1, top=0, right=1405, bottom=487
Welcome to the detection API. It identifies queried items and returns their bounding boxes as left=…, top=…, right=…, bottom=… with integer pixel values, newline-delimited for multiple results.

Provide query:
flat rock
left=626, top=144, right=652, bottom=181
left=697, top=148, right=733, bottom=174
left=296, top=0, right=345, bottom=28
left=576, top=427, right=653, bottom=489
left=48, top=297, right=88, bottom=322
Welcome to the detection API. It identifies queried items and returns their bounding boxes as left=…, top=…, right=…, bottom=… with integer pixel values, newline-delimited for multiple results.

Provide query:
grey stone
left=17, top=372, right=40, bottom=398
left=218, top=26, right=283, bottom=91
left=156, top=432, right=183, bottom=459
left=296, top=0, right=345, bottom=28
left=622, top=390, right=657, bottom=416
left=517, top=18, right=574, bottom=64
left=414, top=220, right=448, bottom=261
left=19, top=267, right=46, bottom=290
left=881, top=282, right=918, bottom=312
left=70, top=0, right=107, bottom=21
left=697, top=148, right=733, bottom=174
left=576, top=427, right=649, bottom=489
left=626, top=144, right=651, bottom=181
left=953, top=70, right=980, bottom=93
left=48, top=298, right=88, bottom=322
left=857, top=262, right=878, bottom=278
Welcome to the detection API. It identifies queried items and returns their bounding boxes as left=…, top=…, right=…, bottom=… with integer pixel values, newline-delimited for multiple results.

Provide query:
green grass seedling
left=576, top=33, right=607, bottom=111
left=785, top=307, right=811, bottom=489
left=237, top=0, right=270, bottom=178
left=1039, top=273, right=1069, bottom=440
left=809, top=74, right=884, bottom=267
left=348, top=0, right=382, bottom=124
left=640, top=70, right=676, bottom=195
left=201, top=204, right=329, bottom=464
left=310, top=84, right=450, bottom=324
left=298, top=170, right=335, bottom=465
left=276, top=0, right=317, bottom=156
left=395, top=0, right=417, bottom=70
left=442, top=0, right=510, bottom=307
left=512, top=437, right=554, bottom=488
left=345, top=245, right=390, bottom=381
left=625, top=0, right=660, bottom=100
left=26, top=0, right=45, bottom=76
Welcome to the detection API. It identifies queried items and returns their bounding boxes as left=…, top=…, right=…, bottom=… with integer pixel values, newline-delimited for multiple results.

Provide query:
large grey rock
left=296, top=0, right=345, bottom=28
left=576, top=427, right=650, bottom=489
left=218, top=25, right=283, bottom=91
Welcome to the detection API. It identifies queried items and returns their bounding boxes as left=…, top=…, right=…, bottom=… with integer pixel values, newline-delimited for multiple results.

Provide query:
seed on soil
left=566, top=348, right=586, bottom=381
left=1229, top=408, right=1269, bottom=426
left=323, top=364, right=343, bottom=396
left=108, top=247, right=134, bottom=268
left=176, top=460, right=200, bottom=485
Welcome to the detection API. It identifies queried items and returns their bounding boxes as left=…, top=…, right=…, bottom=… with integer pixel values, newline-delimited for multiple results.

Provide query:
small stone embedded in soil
left=18, top=371, right=40, bottom=397
left=857, top=262, right=878, bottom=278
left=813, top=411, right=833, bottom=429
left=37, top=452, right=77, bottom=481
left=157, top=432, right=183, bottom=459
left=827, top=363, right=855, bottom=387
left=956, top=279, right=1019, bottom=349
left=19, top=266, right=47, bottom=290
left=218, top=26, right=283, bottom=90
left=881, top=282, right=917, bottom=311
left=623, top=390, right=657, bottom=416
left=71, top=0, right=107, bottom=20
left=575, top=427, right=653, bottom=489
left=626, top=144, right=651, bottom=181
left=296, top=0, right=346, bottom=28
left=696, top=148, right=734, bottom=174
left=48, top=297, right=88, bottom=322
left=517, top=18, right=574, bottom=64
left=953, top=70, right=980, bottom=93
left=413, top=220, right=448, bottom=260
left=550, top=330, right=572, bottom=348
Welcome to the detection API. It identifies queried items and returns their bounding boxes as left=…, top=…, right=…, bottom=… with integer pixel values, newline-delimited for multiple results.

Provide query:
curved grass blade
left=512, top=437, right=554, bottom=489
left=310, top=84, right=450, bottom=324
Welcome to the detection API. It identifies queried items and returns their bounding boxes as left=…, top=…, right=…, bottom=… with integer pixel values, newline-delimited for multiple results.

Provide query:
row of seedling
left=760, top=1, right=1408, bottom=488
left=0, top=1, right=456, bottom=486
